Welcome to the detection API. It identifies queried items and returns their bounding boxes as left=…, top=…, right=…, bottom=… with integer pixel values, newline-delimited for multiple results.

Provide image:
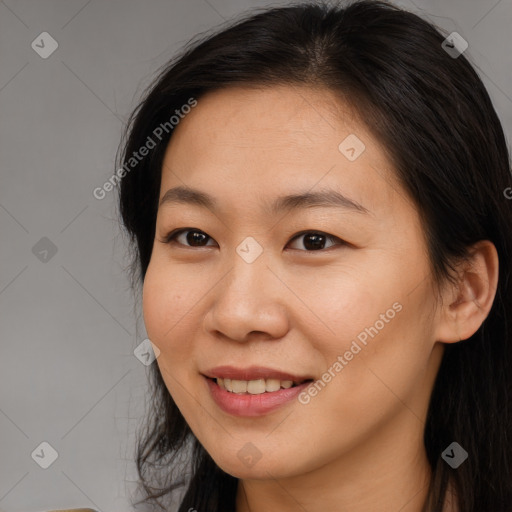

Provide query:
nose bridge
left=224, top=236, right=273, bottom=302
left=206, top=237, right=288, bottom=341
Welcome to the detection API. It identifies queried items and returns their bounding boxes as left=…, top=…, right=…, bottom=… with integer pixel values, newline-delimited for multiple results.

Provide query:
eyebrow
left=159, top=185, right=370, bottom=216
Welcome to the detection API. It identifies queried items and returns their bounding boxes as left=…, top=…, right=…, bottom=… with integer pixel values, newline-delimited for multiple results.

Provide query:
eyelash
left=160, top=228, right=346, bottom=252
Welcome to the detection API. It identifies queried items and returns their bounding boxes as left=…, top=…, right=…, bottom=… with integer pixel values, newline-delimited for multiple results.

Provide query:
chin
left=219, top=461, right=286, bottom=480
left=208, top=449, right=302, bottom=480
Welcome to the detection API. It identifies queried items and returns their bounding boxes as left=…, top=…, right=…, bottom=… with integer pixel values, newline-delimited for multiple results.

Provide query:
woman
left=117, top=1, right=512, bottom=510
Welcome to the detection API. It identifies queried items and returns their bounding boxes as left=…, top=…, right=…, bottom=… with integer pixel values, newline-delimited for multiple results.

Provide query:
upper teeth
left=217, top=378, right=298, bottom=394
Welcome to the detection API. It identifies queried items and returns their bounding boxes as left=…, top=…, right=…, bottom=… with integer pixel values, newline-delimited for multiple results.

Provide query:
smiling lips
left=203, top=365, right=314, bottom=416
left=203, top=365, right=313, bottom=382
left=217, top=377, right=299, bottom=394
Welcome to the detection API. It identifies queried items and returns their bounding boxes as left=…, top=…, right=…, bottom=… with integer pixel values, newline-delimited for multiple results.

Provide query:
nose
left=203, top=250, right=290, bottom=343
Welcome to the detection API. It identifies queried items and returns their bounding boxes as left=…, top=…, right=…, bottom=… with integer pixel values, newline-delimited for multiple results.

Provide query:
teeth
left=231, top=379, right=247, bottom=393
left=247, top=379, right=266, bottom=394
left=265, top=378, right=281, bottom=392
left=215, top=377, right=303, bottom=394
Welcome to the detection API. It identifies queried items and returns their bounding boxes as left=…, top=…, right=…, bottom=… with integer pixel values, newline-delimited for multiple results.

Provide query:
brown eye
left=161, top=228, right=345, bottom=252
left=163, top=228, right=216, bottom=247
left=287, top=231, right=344, bottom=251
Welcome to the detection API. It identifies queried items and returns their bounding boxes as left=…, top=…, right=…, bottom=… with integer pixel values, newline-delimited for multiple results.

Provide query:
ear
left=435, top=240, right=499, bottom=343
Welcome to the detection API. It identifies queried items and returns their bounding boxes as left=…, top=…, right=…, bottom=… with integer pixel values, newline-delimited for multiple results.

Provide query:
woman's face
left=142, top=85, right=445, bottom=481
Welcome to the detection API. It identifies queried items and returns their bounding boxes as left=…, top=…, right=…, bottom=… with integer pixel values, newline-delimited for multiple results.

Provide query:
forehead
left=159, top=85, right=406, bottom=220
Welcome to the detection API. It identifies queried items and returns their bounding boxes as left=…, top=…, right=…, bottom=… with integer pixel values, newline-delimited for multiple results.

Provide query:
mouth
left=207, top=376, right=313, bottom=395
left=202, top=365, right=313, bottom=387
left=202, top=366, right=315, bottom=417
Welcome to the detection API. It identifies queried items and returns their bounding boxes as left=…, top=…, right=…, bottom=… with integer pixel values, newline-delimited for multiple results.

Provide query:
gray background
left=0, top=0, right=510, bottom=511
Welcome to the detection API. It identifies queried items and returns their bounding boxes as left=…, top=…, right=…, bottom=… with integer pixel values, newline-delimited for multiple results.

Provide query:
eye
left=287, top=230, right=344, bottom=251
left=161, top=228, right=216, bottom=248
left=160, top=228, right=345, bottom=252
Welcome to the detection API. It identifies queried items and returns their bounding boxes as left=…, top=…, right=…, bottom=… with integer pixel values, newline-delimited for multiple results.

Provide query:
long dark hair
left=116, top=1, right=512, bottom=510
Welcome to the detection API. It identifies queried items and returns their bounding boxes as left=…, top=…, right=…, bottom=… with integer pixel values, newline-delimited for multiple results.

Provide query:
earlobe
left=435, top=240, right=499, bottom=344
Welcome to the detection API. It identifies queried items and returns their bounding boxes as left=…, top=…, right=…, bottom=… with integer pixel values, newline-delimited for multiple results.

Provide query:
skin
left=142, top=84, right=499, bottom=512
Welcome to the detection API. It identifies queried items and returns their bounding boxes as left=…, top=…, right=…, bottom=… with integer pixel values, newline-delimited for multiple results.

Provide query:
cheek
left=142, top=266, right=166, bottom=342
left=142, top=260, right=190, bottom=358
left=299, top=267, right=396, bottom=358
left=142, top=262, right=199, bottom=411
left=303, top=261, right=435, bottom=409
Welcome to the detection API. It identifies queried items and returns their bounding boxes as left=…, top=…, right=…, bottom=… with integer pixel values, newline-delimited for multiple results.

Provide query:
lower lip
left=205, top=377, right=311, bottom=417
